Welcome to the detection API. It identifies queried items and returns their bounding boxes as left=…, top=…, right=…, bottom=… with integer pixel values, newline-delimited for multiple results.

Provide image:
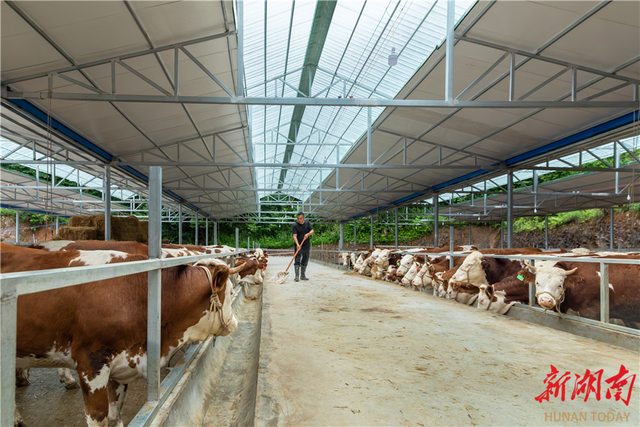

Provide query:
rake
left=267, top=235, right=308, bottom=284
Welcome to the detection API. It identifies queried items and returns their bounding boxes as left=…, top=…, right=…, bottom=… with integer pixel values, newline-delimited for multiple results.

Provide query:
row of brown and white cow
left=3, top=241, right=268, bottom=427
left=341, top=247, right=640, bottom=328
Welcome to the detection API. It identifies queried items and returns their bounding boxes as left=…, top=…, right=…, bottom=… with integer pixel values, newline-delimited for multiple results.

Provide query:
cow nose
left=538, top=296, right=554, bottom=308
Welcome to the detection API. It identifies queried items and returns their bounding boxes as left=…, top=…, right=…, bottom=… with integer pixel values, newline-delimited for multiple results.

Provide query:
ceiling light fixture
left=388, top=47, right=398, bottom=66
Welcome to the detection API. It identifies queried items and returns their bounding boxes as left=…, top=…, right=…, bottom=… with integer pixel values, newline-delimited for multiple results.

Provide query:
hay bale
left=55, top=214, right=148, bottom=243
left=57, top=226, right=99, bottom=241
left=68, top=216, right=97, bottom=228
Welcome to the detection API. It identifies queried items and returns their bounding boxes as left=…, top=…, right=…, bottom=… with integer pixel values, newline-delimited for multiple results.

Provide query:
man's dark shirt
left=292, top=220, right=312, bottom=249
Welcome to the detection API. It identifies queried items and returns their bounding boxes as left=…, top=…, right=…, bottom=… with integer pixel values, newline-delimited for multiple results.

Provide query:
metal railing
left=0, top=166, right=251, bottom=427
left=307, top=248, right=640, bottom=336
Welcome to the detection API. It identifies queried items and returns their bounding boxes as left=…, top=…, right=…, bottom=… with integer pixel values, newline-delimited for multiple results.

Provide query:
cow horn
left=525, top=262, right=537, bottom=272
left=228, top=264, right=245, bottom=274
left=563, top=267, right=578, bottom=276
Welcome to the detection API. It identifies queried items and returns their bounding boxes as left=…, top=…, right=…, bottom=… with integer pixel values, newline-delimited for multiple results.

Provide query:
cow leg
left=77, top=364, right=111, bottom=427
left=107, top=380, right=127, bottom=427
left=58, top=368, right=80, bottom=389
left=15, top=368, right=30, bottom=387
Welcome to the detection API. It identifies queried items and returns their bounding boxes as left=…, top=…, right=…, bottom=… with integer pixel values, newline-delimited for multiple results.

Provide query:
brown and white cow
left=2, top=244, right=242, bottom=427
left=527, top=257, right=640, bottom=324
left=477, top=270, right=535, bottom=314
left=359, top=248, right=382, bottom=277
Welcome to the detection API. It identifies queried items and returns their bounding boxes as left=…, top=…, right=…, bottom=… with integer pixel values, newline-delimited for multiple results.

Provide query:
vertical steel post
left=339, top=223, right=344, bottom=251
left=533, top=169, right=538, bottom=214
left=545, top=216, right=549, bottom=249
left=214, top=221, right=218, bottom=245
left=15, top=210, right=19, bottom=243
left=370, top=215, right=374, bottom=249
left=195, top=213, right=198, bottom=246
left=507, top=171, right=513, bottom=248
left=55, top=215, right=59, bottom=235
left=367, top=107, right=372, bottom=165
left=235, top=228, right=239, bottom=252
left=571, top=68, right=577, bottom=102
left=353, top=219, right=357, bottom=250
left=610, top=208, right=614, bottom=250
left=445, top=0, right=455, bottom=103
left=0, top=282, right=17, bottom=427
left=500, top=221, right=504, bottom=249
left=247, top=237, right=250, bottom=250
left=178, top=204, right=183, bottom=245
left=205, top=218, right=209, bottom=246
left=528, top=260, right=536, bottom=306
left=600, top=262, right=609, bottom=323
left=468, top=224, right=471, bottom=246
left=104, top=166, right=111, bottom=241
left=433, top=196, right=439, bottom=247
left=394, top=207, right=399, bottom=249
left=449, top=226, right=454, bottom=269
left=236, top=0, right=244, bottom=97
left=614, top=142, right=620, bottom=193
left=147, top=166, right=162, bottom=402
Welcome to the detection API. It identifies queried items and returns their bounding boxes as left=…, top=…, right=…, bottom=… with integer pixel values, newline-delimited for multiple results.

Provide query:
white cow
left=359, top=248, right=382, bottom=277
left=412, top=262, right=434, bottom=291
left=373, top=249, right=391, bottom=280
left=401, top=261, right=421, bottom=288
left=340, top=252, right=350, bottom=266
left=353, top=254, right=365, bottom=273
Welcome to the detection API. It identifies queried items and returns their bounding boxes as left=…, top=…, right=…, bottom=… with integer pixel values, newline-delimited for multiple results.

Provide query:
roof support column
left=339, top=223, right=344, bottom=251
left=205, top=218, right=209, bottom=246
left=509, top=52, right=516, bottom=102
left=507, top=170, right=514, bottom=248
left=354, top=219, right=357, bottom=250
left=370, top=215, right=374, bottom=249
left=614, top=142, right=620, bottom=193
left=445, top=0, right=455, bottom=103
left=55, top=216, right=59, bottom=235
left=104, top=166, right=111, bottom=241
left=449, top=226, right=454, bottom=269
left=433, top=196, right=439, bottom=247
left=147, top=166, right=162, bottom=402
left=544, top=216, right=548, bottom=249
left=195, top=213, right=198, bottom=246
left=15, top=210, right=19, bottom=243
left=178, top=204, right=183, bottom=245
left=214, top=221, right=218, bottom=245
left=610, top=208, right=614, bottom=250
left=367, top=107, right=372, bottom=165
left=394, top=207, right=398, bottom=249
left=235, top=227, right=239, bottom=252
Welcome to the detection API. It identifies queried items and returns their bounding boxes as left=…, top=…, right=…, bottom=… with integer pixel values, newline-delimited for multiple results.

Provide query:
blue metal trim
left=1, top=203, right=68, bottom=218
left=4, top=99, right=197, bottom=210
left=433, top=168, right=493, bottom=191
left=7, top=99, right=113, bottom=161
left=506, top=110, right=639, bottom=165
left=394, top=192, right=425, bottom=205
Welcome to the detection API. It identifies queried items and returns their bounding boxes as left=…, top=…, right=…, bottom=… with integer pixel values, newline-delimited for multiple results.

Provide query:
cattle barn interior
left=1, top=1, right=639, bottom=426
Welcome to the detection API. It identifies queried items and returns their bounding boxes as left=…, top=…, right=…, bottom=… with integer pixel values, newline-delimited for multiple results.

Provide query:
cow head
left=397, top=255, right=415, bottom=274
left=401, top=262, right=420, bottom=287
left=526, top=263, right=578, bottom=310
left=375, top=249, right=391, bottom=266
left=340, top=252, right=349, bottom=266
left=451, top=251, right=488, bottom=287
left=193, top=259, right=241, bottom=336
left=477, top=284, right=495, bottom=309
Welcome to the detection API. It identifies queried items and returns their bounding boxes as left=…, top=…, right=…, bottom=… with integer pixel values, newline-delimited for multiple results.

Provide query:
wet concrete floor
left=254, top=257, right=639, bottom=426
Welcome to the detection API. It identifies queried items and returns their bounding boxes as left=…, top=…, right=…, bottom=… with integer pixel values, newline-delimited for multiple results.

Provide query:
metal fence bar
left=0, top=282, right=17, bottom=427
left=600, top=262, right=610, bottom=323
left=147, top=166, right=162, bottom=401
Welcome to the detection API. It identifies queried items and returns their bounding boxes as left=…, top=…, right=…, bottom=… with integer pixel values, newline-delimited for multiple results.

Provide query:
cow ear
left=553, top=261, right=568, bottom=270
left=481, top=259, right=489, bottom=270
left=487, top=285, right=494, bottom=299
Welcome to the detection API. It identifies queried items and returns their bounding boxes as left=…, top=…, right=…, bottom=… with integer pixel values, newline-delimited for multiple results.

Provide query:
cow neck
left=197, top=265, right=232, bottom=335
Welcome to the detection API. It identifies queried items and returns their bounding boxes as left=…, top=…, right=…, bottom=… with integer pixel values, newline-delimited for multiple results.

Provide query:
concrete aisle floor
left=255, top=257, right=639, bottom=427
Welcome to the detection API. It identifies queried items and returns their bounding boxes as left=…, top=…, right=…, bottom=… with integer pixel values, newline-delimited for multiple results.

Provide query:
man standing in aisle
left=292, top=212, right=314, bottom=282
